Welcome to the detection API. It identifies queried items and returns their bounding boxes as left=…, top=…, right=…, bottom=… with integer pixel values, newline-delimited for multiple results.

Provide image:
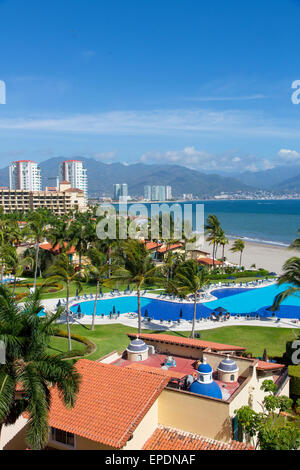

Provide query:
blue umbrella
left=56, top=299, right=61, bottom=308
left=215, top=307, right=227, bottom=313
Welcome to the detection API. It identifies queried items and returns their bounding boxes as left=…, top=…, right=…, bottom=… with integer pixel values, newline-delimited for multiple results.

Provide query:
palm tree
left=24, top=212, right=48, bottom=290
left=68, top=221, right=88, bottom=268
left=289, top=230, right=300, bottom=250
left=204, top=215, right=221, bottom=269
left=218, top=229, right=229, bottom=270
left=86, top=247, right=112, bottom=331
left=5, top=246, right=33, bottom=296
left=0, top=287, right=80, bottom=449
left=111, top=240, right=162, bottom=333
left=47, top=219, right=71, bottom=251
left=230, top=239, right=245, bottom=269
left=173, top=260, right=209, bottom=338
left=45, top=254, right=86, bottom=351
left=272, top=257, right=300, bottom=309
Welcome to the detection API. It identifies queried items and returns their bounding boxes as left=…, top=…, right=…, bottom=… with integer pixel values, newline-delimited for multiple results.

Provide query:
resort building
left=0, top=181, right=87, bottom=215
left=9, top=160, right=41, bottom=191
left=59, top=160, right=88, bottom=197
left=2, top=333, right=288, bottom=450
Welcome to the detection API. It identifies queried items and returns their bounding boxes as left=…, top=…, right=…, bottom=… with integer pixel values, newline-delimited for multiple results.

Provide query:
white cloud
left=92, top=151, right=117, bottom=162
left=184, top=94, right=266, bottom=102
left=0, top=108, right=300, bottom=139
left=277, top=148, right=300, bottom=161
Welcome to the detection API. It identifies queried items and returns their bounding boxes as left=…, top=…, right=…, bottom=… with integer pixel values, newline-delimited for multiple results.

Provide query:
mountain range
left=1, top=157, right=300, bottom=196
left=0, top=157, right=253, bottom=197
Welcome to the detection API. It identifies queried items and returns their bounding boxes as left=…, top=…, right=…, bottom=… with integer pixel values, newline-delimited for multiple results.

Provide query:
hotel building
left=1, top=333, right=288, bottom=450
left=59, top=160, right=88, bottom=197
left=0, top=181, right=86, bottom=215
left=9, top=160, right=41, bottom=191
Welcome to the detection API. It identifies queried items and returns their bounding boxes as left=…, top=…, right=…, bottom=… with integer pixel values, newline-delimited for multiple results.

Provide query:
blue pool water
left=69, top=283, right=300, bottom=320
left=210, top=288, right=254, bottom=299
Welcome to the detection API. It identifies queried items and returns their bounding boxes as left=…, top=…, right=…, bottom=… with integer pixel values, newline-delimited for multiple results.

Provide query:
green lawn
left=53, top=323, right=298, bottom=361
left=47, top=335, right=86, bottom=355
left=12, top=277, right=162, bottom=300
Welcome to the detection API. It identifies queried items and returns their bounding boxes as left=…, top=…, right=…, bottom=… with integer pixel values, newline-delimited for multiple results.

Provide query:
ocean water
left=122, top=200, right=300, bottom=246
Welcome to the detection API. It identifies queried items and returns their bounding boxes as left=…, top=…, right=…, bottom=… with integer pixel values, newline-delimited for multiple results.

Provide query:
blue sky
left=1, top=0, right=300, bottom=173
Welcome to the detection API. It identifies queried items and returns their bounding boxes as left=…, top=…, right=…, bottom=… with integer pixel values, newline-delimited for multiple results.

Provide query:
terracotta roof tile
left=157, top=243, right=183, bottom=253
left=128, top=333, right=246, bottom=352
left=197, top=257, right=222, bottom=266
left=39, top=242, right=76, bottom=255
left=125, top=362, right=185, bottom=379
left=49, top=359, right=168, bottom=448
left=145, top=241, right=162, bottom=251
left=143, top=426, right=254, bottom=450
left=257, top=360, right=285, bottom=371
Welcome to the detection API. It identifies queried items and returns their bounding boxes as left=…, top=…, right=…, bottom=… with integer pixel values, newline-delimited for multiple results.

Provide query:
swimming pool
left=210, top=288, right=254, bottom=299
left=69, top=283, right=300, bottom=320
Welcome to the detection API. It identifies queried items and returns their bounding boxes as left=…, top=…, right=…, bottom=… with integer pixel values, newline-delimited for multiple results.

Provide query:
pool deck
left=40, top=285, right=300, bottom=331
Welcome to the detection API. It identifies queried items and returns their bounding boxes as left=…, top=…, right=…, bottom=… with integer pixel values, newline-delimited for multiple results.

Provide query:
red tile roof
left=257, top=360, right=285, bottom=371
left=65, top=188, right=84, bottom=193
left=128, top=333, right=246, bottom=352
left=157, top=243, right=183, bottom=254
left=125, top=362, right=185, bottom=379
left=39, top=242, right=76, bottom=255
left=197, top=257, right=222, bottom=266
left=48, top=359, right=169, bottom=448
left=143, top=426, right=254, bottom=450
left=60, top=180, right=70, bottom=184
left=145, top=241, right=162, bottom=251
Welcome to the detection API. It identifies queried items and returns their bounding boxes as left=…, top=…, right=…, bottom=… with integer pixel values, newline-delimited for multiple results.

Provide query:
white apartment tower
left=59, top=160, right=88, bottom=197
left=9, top=160, right=41, bottom=191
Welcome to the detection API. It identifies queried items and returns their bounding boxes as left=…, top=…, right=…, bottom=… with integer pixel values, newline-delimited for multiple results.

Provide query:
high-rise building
left=150, top=185, right=168, bottom=201
left=144, top=185, right=152, bottom=200
left=59, top=160, right=88, bottom=197
left=166, top=185, right=172, bottom=200
left=9, top=160, right=42, bottom=191
left=113, top=183, right=128, bottom=201
left=158, top=185, right=166, bottom=201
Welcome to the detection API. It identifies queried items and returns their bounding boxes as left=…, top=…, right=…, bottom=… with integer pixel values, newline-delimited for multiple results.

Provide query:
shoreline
left=203, top=238, right=299, bottom=274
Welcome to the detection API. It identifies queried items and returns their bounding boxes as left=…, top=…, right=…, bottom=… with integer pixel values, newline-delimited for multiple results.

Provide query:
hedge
left=53, top=329, right=96, bottom=359
left=209, top=270, right=270, bottom=281
left=15, top=281, right=63, bottom=294
left=288, top=365, right=300, bottom=400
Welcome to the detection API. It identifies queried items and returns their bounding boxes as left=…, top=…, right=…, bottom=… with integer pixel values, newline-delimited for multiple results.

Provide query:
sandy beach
left=202, top=239, right=299, bottom=274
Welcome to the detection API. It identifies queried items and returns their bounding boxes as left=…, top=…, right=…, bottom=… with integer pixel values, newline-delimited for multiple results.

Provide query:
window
left=230, top=374, right=235, bottom=382
left=50, top=427, right=75, bottom=448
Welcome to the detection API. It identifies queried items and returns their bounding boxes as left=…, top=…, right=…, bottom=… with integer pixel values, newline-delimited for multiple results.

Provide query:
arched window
left=230, top=374, right=235, bottom=381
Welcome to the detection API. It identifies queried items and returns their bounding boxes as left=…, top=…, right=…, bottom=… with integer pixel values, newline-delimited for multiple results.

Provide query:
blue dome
left=189, top=380, right=222, bottom=399
left=197, top=362, right=213, bottom=374
left=126, top=338, right=148, bottom=353
left=217, top=356, right=238, bottom=373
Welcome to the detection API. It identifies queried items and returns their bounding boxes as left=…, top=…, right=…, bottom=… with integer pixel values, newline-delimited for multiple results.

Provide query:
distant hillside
left=234, top=166, right=300, bottom=190
left=0, top=157, right=253, bottom=197
left=276, top=173, right=300, bottom=193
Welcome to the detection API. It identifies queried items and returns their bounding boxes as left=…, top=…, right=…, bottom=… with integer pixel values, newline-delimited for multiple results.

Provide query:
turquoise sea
left=121, top=199, right=300, bottom=246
